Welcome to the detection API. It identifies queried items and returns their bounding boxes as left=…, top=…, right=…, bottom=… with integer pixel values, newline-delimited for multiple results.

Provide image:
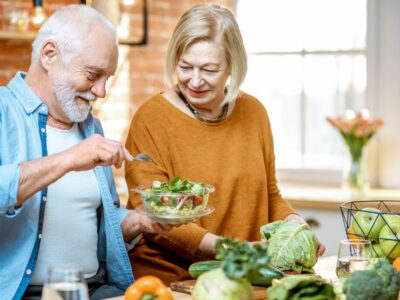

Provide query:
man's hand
left=17, top=134, right=133, bottom=205
left=62, top=134, right=133, bottom=171
left=121, top=211, right=175, bottom=242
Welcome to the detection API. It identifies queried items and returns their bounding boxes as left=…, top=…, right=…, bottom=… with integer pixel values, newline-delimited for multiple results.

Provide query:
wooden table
left=106, top=256, right=338, bottom=300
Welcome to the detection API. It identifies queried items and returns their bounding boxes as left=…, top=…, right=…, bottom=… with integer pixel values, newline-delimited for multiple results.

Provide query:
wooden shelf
left=0, top=30, right=145, bottom=46
left=0, top=30, right=37, bottom=41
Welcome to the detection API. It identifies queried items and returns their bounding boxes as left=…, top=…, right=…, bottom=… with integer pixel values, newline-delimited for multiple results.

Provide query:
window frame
left=235, top=0, right=372, bottom=185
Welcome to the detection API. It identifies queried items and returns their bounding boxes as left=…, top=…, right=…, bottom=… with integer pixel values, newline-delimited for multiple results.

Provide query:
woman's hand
left=284, top=214, right=326, bottom=257
left=248, top=239, right=268, bottom=247
left=284, top=213, right=307, bottom=225
left=196, top=232, right=220, bottom=259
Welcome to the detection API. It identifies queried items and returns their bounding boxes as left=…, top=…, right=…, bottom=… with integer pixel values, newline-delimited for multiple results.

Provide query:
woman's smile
left=187, top=88, right=208, bottom=98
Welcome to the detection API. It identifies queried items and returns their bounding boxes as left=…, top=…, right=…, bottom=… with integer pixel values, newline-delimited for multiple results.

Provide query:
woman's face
left=176, top=40, right=230, bottom=110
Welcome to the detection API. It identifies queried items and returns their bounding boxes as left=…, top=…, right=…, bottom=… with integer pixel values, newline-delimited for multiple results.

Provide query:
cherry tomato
left=193, top=195, right=203, bottom=206
left=161, top=196, right=170, bottom=204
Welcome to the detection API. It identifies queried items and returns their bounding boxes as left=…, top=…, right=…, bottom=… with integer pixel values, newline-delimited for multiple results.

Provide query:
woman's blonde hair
left=165, top=4, right=247, bottom=103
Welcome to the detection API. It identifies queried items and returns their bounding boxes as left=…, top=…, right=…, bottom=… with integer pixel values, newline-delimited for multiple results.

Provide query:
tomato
left=193, top=195, right=203, bottom=206
left=161, top=196, right=170, bottom=204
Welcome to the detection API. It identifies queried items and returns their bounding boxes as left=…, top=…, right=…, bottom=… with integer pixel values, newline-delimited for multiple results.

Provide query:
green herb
left=192, top=238, right=282, bottom=300
left=149, top=177, right=207, bottom=194
left=215, top=238, right=280, bottom=283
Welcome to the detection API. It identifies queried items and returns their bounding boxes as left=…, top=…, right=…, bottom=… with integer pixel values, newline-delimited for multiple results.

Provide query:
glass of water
left=41, top=266, right=89, bottom=300
left=335, top=239, right=371, bottom=281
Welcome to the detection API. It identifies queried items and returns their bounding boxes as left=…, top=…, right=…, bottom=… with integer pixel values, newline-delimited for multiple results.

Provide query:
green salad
left=141, top=177, right=211, bottom=216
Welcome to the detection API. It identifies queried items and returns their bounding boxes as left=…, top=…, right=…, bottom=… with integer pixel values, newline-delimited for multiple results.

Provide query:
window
left=236, top=0, right=367, bottom=183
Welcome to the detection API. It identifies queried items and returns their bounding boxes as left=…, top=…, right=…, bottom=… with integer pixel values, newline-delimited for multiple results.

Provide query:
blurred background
left=1, top=0, right=400, bottom=254
left=0, top=0, right=400, bottom=255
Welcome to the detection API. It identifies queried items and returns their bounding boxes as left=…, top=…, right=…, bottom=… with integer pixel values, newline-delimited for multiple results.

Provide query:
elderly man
left=0, top=5, right=170, bottom=300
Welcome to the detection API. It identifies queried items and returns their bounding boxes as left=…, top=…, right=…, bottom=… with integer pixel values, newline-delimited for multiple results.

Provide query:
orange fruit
left=392, top=256, right=400, bottom=272
left=348, top=226, right=361, bottom=240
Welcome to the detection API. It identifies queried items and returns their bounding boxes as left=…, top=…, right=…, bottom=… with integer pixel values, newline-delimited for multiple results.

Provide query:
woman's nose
left=190, top=70, right=204, bottom=87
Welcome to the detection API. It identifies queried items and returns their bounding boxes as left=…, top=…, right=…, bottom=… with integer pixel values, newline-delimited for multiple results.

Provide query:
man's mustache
left=76, top=91, right=96, bottom=102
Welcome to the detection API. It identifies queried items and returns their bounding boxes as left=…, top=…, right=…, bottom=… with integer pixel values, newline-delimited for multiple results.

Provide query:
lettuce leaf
left=267, top=274, right=337, bottom=300
left=260, top=221, right=318, bottom=272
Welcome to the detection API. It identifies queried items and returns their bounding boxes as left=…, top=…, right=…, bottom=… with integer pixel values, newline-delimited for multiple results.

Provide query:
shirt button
left=26, top=269, right=32, bottom=275
left=38, top=234, right=42, bottom=239
left=41, top=128, right=45, bottom=133
left=42, top=196, right=47, bottom=202
left=27, top=107, right=32, bottom=112
left=40, top=107, right=46, bottom=112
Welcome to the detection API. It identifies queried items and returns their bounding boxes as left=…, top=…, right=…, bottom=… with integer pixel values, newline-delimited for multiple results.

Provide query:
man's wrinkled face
left=49, top=28, right=118, bottom=123
left=52, top=69, right=97, bottom=122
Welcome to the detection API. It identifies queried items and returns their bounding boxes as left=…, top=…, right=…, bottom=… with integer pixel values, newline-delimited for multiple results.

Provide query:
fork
left=132, top=153, right=155, bottom=163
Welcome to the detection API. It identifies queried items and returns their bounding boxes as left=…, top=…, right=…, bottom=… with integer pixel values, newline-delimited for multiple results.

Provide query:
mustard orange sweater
left=125, top=92, right=296, bottom=284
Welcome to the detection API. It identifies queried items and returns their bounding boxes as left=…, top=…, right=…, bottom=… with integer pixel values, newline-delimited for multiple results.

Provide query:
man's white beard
left=52, top=73, right=97, bottom=122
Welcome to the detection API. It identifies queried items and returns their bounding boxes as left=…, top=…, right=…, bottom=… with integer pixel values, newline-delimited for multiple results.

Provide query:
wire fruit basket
left=340, top=200, right=400, bottom=261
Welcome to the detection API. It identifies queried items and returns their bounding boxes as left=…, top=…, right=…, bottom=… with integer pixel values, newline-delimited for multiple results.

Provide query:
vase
left=342, top=148, right=369, bottom=195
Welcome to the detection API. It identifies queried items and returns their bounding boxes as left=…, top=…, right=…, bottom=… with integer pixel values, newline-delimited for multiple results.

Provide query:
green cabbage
left=192, top=268, right=252, bottom=300
left=260, top=221, right=318, bottom=272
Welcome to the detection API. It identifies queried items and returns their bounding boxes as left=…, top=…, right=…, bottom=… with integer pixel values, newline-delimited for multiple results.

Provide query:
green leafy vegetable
left=140, top=177, right=210, bottom=216
left=268, top=274, right=337, bottom=300
left=192, top=237, right=283, bottom=300
left=149, top=177, right=207, bottom=194
left=260, top=221, right=318, bottom=272
left=215, top=238, right=283, bottom=285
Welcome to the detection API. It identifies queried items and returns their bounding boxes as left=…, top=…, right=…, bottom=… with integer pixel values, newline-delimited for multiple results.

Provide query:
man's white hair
left=31, top=5, right=117, bottom=64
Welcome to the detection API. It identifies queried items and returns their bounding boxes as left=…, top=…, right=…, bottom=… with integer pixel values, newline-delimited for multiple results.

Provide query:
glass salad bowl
left=134, top=177, right=215, bottom=224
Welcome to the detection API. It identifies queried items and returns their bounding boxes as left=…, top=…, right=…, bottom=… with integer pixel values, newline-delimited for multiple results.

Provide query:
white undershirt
left=30, top=123, right=101, bottom=284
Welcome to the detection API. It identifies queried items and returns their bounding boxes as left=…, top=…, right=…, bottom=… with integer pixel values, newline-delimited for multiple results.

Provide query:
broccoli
left=366, top=258, right=400, bottom=300
left=343, top=270, right=389, bottom=300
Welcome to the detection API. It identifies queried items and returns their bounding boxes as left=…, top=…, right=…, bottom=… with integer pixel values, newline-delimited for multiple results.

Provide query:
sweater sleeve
left=124, top=104, right=209, bottom=259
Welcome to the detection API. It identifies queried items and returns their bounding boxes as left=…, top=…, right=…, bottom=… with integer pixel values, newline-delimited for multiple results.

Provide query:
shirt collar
left=7, top=72, right=46, bottom=114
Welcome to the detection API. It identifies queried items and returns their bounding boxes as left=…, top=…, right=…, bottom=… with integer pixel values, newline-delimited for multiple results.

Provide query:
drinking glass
left=336, top=239, right=371, bottom=281
left=41, top=266, right=89, bottom=300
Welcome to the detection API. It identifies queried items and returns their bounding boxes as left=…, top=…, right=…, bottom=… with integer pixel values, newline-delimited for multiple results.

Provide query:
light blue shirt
left=0, top=72, right=134, bottom=299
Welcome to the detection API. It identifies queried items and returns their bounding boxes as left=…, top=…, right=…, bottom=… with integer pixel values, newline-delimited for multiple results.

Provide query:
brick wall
left=0, top=0, right=234, bottom=196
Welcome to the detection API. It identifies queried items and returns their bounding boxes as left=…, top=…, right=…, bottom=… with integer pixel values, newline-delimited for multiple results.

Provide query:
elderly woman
left=125, top=3, right=324, bottom=284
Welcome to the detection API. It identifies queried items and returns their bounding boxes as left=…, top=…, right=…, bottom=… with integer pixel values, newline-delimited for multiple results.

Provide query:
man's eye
left=86, top=73, right=97, bottom=81
left=179, top=65, right=191, bottom=70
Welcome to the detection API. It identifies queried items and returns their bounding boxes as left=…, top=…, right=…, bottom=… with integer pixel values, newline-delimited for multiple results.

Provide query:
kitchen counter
left=280, top=183, right=400, bottom=255
left=106, top=256, right=338, bottom=300
left=280, top=183, right=400, bottom=210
